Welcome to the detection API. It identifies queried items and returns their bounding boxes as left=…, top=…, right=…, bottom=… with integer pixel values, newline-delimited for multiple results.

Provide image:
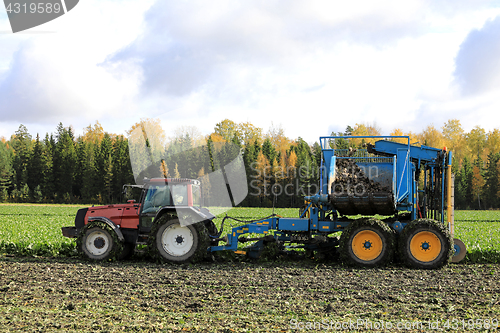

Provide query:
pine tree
left=295, top=138, right=315, bottom=201
left=53, top=123, right=77, bottom=200
left=103, top=153, right=114, bottom=203
left=312, top=142, right=323, bottom=182
left=74, top=138, right=86, bottom=200
left=97, top=134, right=113, bottom=203
left=287, top=150, right=299, bottom=207
left=455, top=157, right=473, bottom=209
left=80, top=142, right=98, bottom=203
left=112, top=135, right=134, bottom=201
left=0, top=140, right=13, bottom=202
left=27, top=134, right=44, bottom=193
left=261, top=138, right=276, bottom=165
left=11, top=125, right=32, bottom=195
left=42, top=134, right=55, bottom=201
left=483, top=153, right=500, bottom=208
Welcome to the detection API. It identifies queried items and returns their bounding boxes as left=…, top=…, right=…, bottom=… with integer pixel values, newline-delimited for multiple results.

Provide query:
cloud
left=0, top=41, right=67, bottom=123
left=1, top=0, right=500, bottom=143
left=0, top=38, right=139, bottom=125
left=0, top=0, right=151, bottom=131
left=108, top=0, right=438, bottom=99
left=104, top=0, right=500, bottom=143
left=454, top=15, right=500, bottom=95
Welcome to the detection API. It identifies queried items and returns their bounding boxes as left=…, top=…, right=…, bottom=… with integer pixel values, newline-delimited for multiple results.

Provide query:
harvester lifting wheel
left=451, top=238, right=467, bottom=263
left=78, top=224, right=123, bottom=261
left=399, top=219, right=453, bottom=269
left=149, top=215, right=209, bottom=264
left=339, top=219, right=394, bottom=267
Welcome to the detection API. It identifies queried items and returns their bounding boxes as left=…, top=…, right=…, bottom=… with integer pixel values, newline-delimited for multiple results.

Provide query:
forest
left=0, top=118, right=499, bottom=209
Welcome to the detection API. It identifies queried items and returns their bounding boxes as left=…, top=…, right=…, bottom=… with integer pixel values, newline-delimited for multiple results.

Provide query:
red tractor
left=62, top=178, right=216, bottom=263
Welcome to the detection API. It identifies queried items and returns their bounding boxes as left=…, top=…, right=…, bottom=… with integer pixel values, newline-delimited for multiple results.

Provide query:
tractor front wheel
left=149, top=216, right=209, bottom=264
left=79, top=225, right=122, bottom=261
left=340, top=219, right=394, bottom=267
left=399, top=219, right=453, bottom=269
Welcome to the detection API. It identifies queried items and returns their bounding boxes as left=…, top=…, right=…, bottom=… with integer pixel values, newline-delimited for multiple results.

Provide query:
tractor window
left=171, top=184, right=188, bottom=206
left=192, top=184, right=201, bottom=207
left=142, top=185, right=171, bottom=213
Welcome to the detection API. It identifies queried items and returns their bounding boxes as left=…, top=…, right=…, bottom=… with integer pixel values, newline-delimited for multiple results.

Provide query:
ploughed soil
left=0, top=256, right=499, bottom=332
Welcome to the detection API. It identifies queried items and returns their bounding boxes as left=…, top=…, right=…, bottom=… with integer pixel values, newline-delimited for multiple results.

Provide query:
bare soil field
left=0, top=256, right=499, bottom=332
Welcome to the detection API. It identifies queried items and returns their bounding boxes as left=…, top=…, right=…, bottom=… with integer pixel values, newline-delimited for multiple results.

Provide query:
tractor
left=62, top=178, right=217, bottom=263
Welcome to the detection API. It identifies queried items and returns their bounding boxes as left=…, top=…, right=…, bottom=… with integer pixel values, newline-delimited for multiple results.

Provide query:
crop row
left=0, top=204, right=499, bottom=263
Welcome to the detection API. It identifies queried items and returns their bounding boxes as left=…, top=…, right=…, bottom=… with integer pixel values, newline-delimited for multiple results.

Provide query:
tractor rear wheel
left=399, top=219, right=453, bottom=269
left=149, top=216, right=209, bottom=264
left=78, top=224, right=123, bottom=261
left=340, top=218, right=394, bottom=267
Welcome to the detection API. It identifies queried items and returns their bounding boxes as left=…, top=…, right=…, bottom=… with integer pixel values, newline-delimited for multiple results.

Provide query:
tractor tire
left=399, top=219, right=453, bottom=269
left=77, top=222, right=123, bottom=261
left=149, top=215, right=209, bottom=264
left=339, top=218, right=394, bottom=267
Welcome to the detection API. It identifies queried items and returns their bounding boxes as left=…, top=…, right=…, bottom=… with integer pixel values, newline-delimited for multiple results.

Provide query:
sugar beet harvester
left=62, top=136, right=466, bottom=268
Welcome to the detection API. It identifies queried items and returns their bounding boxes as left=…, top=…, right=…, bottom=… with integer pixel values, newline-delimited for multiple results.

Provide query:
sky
left=1, top=0, right=500, bottom=144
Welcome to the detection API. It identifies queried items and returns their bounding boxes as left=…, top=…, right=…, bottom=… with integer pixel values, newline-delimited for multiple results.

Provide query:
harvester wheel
left=149, top=216, right=209, bottom=264
left=399, top=219, right=453, bottom=269
left=339, top=219, right=394, bottom=267
left=452, top=238, right=467, bottom=263
left=78, top=223, right=123, bottom=261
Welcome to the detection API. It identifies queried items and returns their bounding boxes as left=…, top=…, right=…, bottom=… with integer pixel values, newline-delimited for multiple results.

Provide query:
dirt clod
left=333, top=158, right=389, bottom=194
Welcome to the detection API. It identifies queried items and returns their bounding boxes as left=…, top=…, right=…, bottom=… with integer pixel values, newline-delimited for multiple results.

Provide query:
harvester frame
left=207, top=135, right=466, bottom=268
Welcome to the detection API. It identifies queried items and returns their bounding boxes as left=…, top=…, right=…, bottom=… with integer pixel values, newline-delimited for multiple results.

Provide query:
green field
left=0, top=204, right=499, bottom=263
left=1, top=204, right=499, bottom=332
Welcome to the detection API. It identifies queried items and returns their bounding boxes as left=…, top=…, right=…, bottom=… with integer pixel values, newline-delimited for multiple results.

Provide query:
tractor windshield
left=142, top=182, right=191, bottom=213
left=142, top=184, right=171, bottom=213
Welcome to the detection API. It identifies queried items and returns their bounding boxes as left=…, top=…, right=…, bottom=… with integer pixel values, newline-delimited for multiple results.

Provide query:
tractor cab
left=138, top=178, right=202, bottom=230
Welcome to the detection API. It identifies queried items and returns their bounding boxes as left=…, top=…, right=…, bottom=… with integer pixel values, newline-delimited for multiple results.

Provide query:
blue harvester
left=209, top=136, right=466, bottom=268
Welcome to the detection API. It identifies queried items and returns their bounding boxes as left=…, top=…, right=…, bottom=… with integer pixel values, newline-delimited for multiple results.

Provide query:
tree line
left=0, top=118, right=499, bottom=209
left=0, top=122, right=133, bottom=204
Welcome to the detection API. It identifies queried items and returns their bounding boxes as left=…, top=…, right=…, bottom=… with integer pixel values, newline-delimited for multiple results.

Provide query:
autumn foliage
left=0, top=118, right=499, bottom=209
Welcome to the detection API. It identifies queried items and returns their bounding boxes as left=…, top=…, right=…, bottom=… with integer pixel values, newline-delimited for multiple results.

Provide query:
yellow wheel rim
left=351, top=230, right=383, bottom=261
left=410, top=231, right=441, bottom=262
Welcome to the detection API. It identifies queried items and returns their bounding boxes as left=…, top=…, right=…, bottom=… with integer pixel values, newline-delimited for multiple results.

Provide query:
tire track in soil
left=0, top=258, right=499, bottom=332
